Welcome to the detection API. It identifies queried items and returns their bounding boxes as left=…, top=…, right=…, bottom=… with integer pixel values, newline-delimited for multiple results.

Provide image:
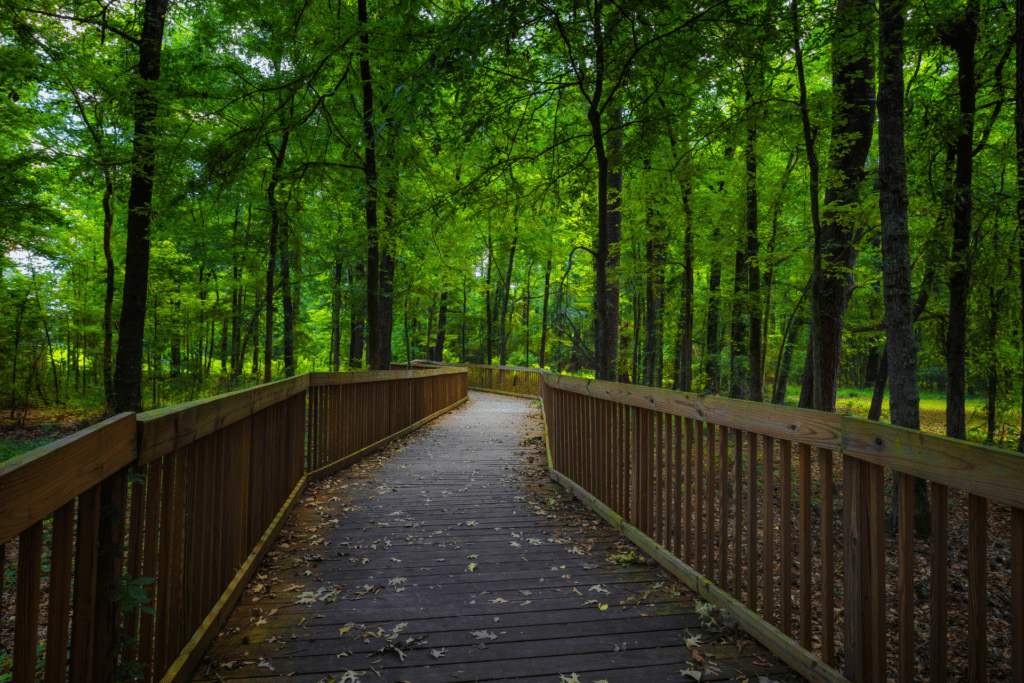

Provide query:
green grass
left=0, top=436, right=57, bottom=466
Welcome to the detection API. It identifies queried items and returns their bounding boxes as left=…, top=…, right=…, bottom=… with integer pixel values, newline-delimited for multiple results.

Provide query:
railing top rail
left=413, top=360, right=539, bottom=373
left=540, top=370, right=1024, bottom=510
left=0, top=412, right=136, bottom=544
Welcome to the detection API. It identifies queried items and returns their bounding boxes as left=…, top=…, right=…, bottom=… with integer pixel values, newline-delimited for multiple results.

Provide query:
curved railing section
left=0, top=367, right=468, bottom=683
left=538, top=370, right=1024, bottom=683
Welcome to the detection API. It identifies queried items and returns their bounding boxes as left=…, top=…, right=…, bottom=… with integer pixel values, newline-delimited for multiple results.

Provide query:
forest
left=0, top=0, right=1021, bottom=450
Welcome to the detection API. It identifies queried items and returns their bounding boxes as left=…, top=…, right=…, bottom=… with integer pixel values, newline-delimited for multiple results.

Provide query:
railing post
left=843, top=455, right=885, bottom=682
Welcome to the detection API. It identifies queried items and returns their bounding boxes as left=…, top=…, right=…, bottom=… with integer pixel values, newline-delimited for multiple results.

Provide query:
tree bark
left=112, top=0, right=169, bottom=412
left=539, top=259, right=552, bottom=369
left=746, top=107, right=763, bottom=402
left=264, top=131, right=290, bottom=383
left=349, top=261, right=365, bottom=368
left=945, top=2, right=978, bottom=440
left=331, top=260, right=342, bottom=371
left=1017, top=0, right=1024, bottom=452
left=101, top=171, right=115, bottom=414
left=435, top=291, right=448, bottom=362
left=359, top=0, right=385, bottom=370
left=499, top=227, right=518, bottom=366
left=809, top=0, right=875, bottom=412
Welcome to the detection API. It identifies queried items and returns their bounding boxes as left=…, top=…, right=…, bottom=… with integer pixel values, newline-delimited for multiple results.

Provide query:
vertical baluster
left=673, top=415, right=683, bottom=558
left=656, top=412, right=665, bottom=544
left=819, top=448, right=835, bottom=666
left=733, top=427, right=743, bottom=597
left=45, top=501, right=76, bottom=683
left=70, top=486, right=100, bottom=682
left=779, top=439, right=792, bottom=637
left=14, top=520, right=43, bottom=683
left=1012, top=506, right=1022, bottom=683
left=930, top=482, right=948, bottom=683
left=843, top=456, right=885, bottom=682
left=138, top=460, right=163, bottom=681
left=897, top=472, right=914, bottom=682
left=718, top=425, right=728, bottom=589
left=684, top=418, right=693, bottom=566
left=967, top=494, right=987, bottom=682
left=745, top=431, right=756, bottom=609
left=799, top=443, right=812, bottom=650
left=696, top=421, right=704, bottom=574
left=763, top=435, right=774, bottom=625
left=706, top=423, right=716, bottom=580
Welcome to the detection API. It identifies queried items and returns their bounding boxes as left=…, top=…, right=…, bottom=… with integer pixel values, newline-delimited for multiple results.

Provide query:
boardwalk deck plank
left=191, top=391, right=802, bottom=683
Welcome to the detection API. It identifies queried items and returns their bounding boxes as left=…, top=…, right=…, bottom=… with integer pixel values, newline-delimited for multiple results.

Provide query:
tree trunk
left=987, top=286, right=999, bottom=442
left=729, top=246, right=747, bottom=399
left=349, top=261, right=365, bottom=368
left=945, top=2, right=978, bottom=440
left=1017, top=0, right=1024, bottom=452
left=485, top=238, right=493, bottom=364
left=112, top=0, right=169, bottom=413
left=790, top=0, right=824, bottom=411
left=435, top=291, right=448, bottom=362
left=746, top=108, right=763, bottom=402
left=499, top=228, right=517, bottom=366
left=539, top=259, right=552, bottom=369
left=264, top=131, right=290, bottom=383
left=375, top=185, right=397, bottom=368
left=98, top=170, right=116, bottom=413
left=360, top=0, right=385, bottom=371
left=281, top=224, right=295, bottom=377
left=331, top=260, right=342, bottom=371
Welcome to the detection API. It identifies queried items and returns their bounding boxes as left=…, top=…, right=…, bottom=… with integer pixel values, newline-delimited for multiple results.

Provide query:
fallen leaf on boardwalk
left=520, top=590, right=532, bottom=596
left=677, top=670, right=702, bottom=681
left=521, top=600, right=533, bottom=606
left=589, top=584, right=609, bottom=594
left=490, top=597, right=507, bottom=603
left=471, top=630, right=497, bottom=640
left=467, top=554, right=479, bottom=558
left=338, top=671, right=365, bottom=683
left=467, top=563, right=478, bottom=572
left=559, top=675, right=581, bottom=683
left=510, top=541, right=521, bottom=547
left=282, top=584, right=303, bottom=593
left=388, top=577, right=407, bottom=585
left=466, top=520, right=478, bottom=526
left=598, top=604, right=608, bottom=610
left=430, top=648, right=447, bottom=659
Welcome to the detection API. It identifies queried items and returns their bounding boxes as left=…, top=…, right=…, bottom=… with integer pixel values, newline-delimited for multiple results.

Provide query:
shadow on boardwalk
left=192, top=391, right=802, bottom=683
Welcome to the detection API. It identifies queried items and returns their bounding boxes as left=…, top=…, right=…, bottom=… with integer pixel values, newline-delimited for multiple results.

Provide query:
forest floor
left=0, top=407, right=105, bottom=465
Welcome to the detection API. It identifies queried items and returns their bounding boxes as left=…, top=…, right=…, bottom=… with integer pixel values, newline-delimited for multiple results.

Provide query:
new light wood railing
left=0, top=367, right=467, bottom=683
left=538, top=371, right=1024, bottom=683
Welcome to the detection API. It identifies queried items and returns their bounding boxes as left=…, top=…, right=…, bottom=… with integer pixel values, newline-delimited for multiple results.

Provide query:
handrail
left=537, top=369, right=1024, bottom=682
left=0, top=367, right=468, bottom=683
left=412, top=360, right=542, bottom=397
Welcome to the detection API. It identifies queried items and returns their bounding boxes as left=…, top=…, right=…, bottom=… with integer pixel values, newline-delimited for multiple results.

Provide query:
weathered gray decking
left=191, top=391, right=801, bottom=682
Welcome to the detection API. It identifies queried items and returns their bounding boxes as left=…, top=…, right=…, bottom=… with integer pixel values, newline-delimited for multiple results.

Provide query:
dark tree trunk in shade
left=281, top=224, right=295, bottom=377
left=808, top=0, right=874, bottom=412
left=102, top=171, right=115, bottom=414
left=1017, top=0, right=1024, bottom=452
left=461, top=278, right=468, bottom=361
left=539, top=260, right=552, bottom=369
left=746, top=118, right=763, bottom=402
left=790, top=0, right=824, bottom=410
left=643, top=194, right=665, bottom=387
left=113, top=0, right=169, bottom=412
left=377, top=188, right=397, bottom=368
left=729, top=246, right=747, bottom=399
left=499, top=228, right=517, bottom=366
left=772, top=316, right=804, bottom=405
left=331, top=261, right=342, bottom=371
left=434, top=291, right=448, bottom=362
left=485, top=238, right=493, bottom=365
left=944, top=2, right=978, bottom=440
left=359, top=0, right=385, bottom=370
left=349, top=261, right=365, bottom=368
left=987, top=287, right=1000, bottom=442
left=677, top=179, right=695, bottom=392
left=705, top=242, right=721, bottom=393
left=878, top=0, right=928, bottom=536
left=263, top=131, right=289, bottom=383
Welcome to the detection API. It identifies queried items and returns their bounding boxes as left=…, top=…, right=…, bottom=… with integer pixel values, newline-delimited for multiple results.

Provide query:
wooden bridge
left=2, top=364, right=1023, bottom=682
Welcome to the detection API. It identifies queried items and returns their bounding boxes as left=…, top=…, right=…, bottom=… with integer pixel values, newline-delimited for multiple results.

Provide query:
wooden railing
left=539, top=371, right=1024, bottom=683
left=411, top=361, right=541, bottom=397
left=0, top=367, right=467, bottom=683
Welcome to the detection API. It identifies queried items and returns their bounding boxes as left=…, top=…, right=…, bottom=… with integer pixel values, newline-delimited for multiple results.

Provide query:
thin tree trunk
left=879, top=0, right=929, bottom=535
left=790, top=0, right=824, bottom=410
left=376, top=185, right=397, bottom=368
left=539, top=260, right=552, bottom=369
left=485, top=238, right=493, bottom=365
left=101, top=171, right=115, bottom=413
left=499, top=229, right=518, bottom=365
left=945, top=1, right=978, bottom=440
left=349, top=261, right=365, bottom=368
left=360, top=0, right=383, bottom=370
left=746, top=102, right=763, bottom=401
left=809, top=0, right=875, bottom=412
left=332, top=260, right=342, bottom=371
left=281, top=224, right=295, bottom=377
left=435, top=291, right=448, bottom=362
left=1017, top=0, right=1024, bottom=452
left=264, top=131, right=290, bottom=383
left=988, top=286, right=1000, bottom=442
left=730, top=246, right=747, bottom=399
left=113, top=0, right=169, bottom=413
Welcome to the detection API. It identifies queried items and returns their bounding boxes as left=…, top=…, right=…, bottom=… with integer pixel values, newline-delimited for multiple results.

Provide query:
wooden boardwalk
left=191, top=391, right=801, bottom=683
